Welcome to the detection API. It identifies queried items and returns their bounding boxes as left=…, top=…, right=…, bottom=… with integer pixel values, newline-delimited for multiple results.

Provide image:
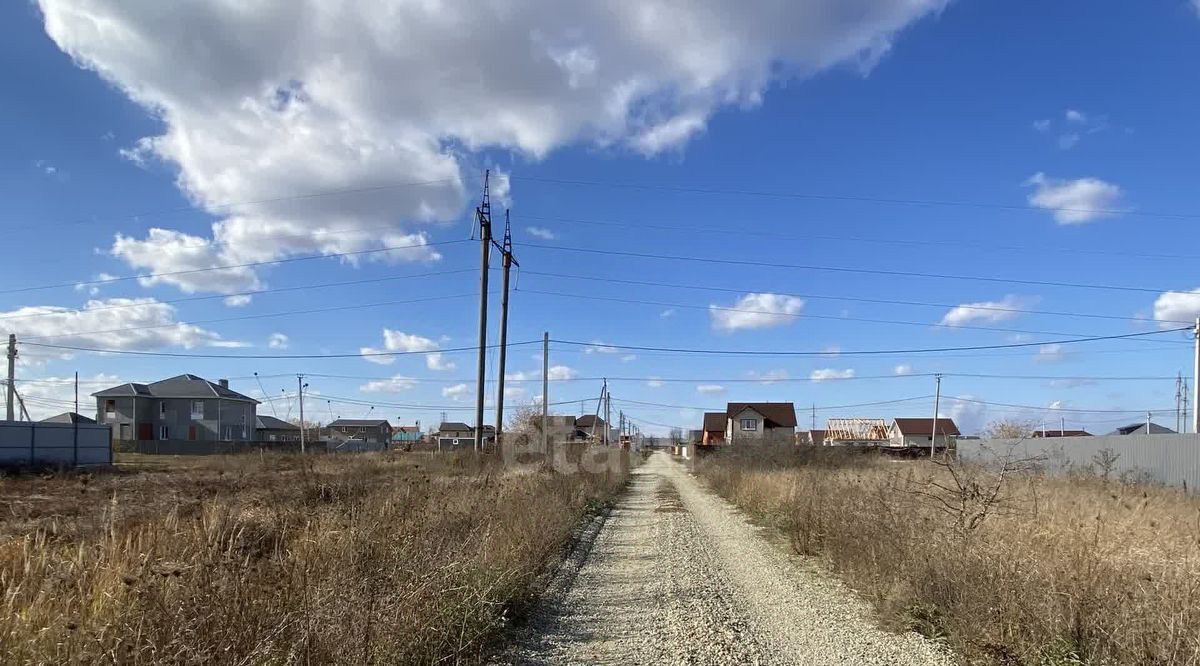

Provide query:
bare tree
left=982, top=417, right=1038, bottom=440
left=507, top=402, right=544, bottom=436
left=905, top=445, right=1042, bottom=537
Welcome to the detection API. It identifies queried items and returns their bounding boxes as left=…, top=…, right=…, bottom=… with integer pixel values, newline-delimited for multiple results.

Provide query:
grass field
left=696, top=446, right=1200, bottom=666
left=0, top=447, right=629, bottom=664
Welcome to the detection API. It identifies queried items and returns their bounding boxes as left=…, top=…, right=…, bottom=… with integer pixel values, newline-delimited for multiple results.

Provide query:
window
left=159, top=425, right=169, bottom=440
left=105, top=400, right=116, bottom=417
left=740, top=418, right=758, bottom=431
left=159, top=402, right=167, bottom=417
left=119, top=423, right=130, bottom=440
left=191, top=400, right=204, bottom=419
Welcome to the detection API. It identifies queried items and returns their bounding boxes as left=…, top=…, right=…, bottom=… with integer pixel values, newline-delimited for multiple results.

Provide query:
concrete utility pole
left=604, top=382, right=612, bottom=447
left=542, top=332, right=549, bottom=454
left=74, top=371, right=79, bottom=416
left=298, top=375, right=307, bottom=454
left=6, top=334, right=15, bottom=421
left=930, top=373, right=942, bottom=459
left=494, top=209, right=518, bottom=452
left=1060, top=416, right=1065, bottom=437
left=474, top=171, right=492, bottom=453
left=1194, top=318, right=1200, bottom=435
left=1147, top=411, right=1152, bottom=434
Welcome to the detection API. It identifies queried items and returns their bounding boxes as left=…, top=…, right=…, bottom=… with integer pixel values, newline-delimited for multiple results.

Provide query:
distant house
left=436, top=421, right=473, bottom=448
left=40, top=412, right=96, bottom=425
left=93, top=374, right=258, bottom=443
left=255, top=415, right=300, bottom=442
left=1030, top=429, right=1092, bottom=438
left=796, top=429, right=826, bottom=446
left=327, top=419, right=393, bottom=444
left=538, top=415, right=578, bottom=444
left=1110, top=422, right=1176, bottom=435
left=724, top=402, right=797, bottom=443
left=889, top=418, right=961, bottom=449
left=825, top=418, right=890, bottom=446
left=392, top=425, right=423, bottom=445
left=702, top=412, right=726, bottom=445
left=574, top=415, right=611, bottom=442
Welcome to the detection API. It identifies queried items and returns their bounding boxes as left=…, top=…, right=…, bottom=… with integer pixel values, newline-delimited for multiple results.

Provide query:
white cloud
left=526, top=227, right=556, bottom=240
left=442, top=383, right=472, bottom=401
left=268, top=333, right=289, bottom=349
left=894, top=363, right=913, bottom=376
left=546, top=365, right=578, bottom=381
left=425, top=352, right=457, bottom=371
left=696, top=384, right=725, bottom=394
left=660, top=308, right=676, bottom=319
left=1064, top=109, right=1086, bottom=124
left=1025, top=173, right=1124, bottom=224
left=748, top=369, right=789, bottom=385
left=943, top=395, right=986, bottom=434
left=1035, top=344, right=1067, bottom=364
left=584, top=341, right=620, bottom=354
left=1032, top=118, right=1051, bottom=132
left=810, top=368, right=855, bottom=382
left=224, top=295, right=253, bottom=307
left=646, top=377, right=664, bottom=388
left=710, top=293, right=804, bottom=332
left=359, top=375, right=418, bottom=392
left=1152, top=288, right=1200, bottom=327
left=1032, top=109, right=1113, bottom=151
left=0, top=298, right=227, bottom=362
left=939, top=295, right=1032, bottom=327
left=40, top=1, right=945, bottom=294
left=504, top=386, right=526, bottom=400
left=208, top=340, right=252, bottom=349
left=1194, top=0, right=1200, bottom=16
left=620, top=354, right=637, bottom=363
left=360, top=329, right=440, bottom=365
left=821, top=345, right=841, bottom=358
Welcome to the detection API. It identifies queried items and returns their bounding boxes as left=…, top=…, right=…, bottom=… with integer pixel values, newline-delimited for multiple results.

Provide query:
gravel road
left=494, top=451, right=952, bottom=666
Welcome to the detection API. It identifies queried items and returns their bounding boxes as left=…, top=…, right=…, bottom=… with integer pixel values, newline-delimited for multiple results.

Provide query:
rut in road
left=495, top=451, right=952, bottom=666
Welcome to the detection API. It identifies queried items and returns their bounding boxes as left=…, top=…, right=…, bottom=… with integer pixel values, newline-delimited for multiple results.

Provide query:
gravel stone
left=494, top=452, right=953, bottom=665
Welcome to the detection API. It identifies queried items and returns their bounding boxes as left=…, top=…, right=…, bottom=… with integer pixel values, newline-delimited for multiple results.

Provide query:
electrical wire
left=19, top=338, right=541, bottom=360
left=511, top=174, right=1200, bottom=221
left=523, top=243, right=1177, bottom=295
left=0, top=238, right=470, bottom=296
left=551, top=327, right=1190, bottom=358
left=517, top=269, right=1190, bottom=325
left=520, top=288, right=1186, bottom=343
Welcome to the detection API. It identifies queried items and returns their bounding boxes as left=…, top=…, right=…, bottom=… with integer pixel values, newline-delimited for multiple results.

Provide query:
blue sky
left=3, top=0, right=1200, bottom=434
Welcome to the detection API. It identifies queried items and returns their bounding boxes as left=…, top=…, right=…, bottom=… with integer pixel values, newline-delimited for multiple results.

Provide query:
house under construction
left=824, top=418, right=890, bottom=446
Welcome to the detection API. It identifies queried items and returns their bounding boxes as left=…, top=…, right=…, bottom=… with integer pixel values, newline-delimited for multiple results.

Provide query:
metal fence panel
left=958, top=434, right=1200, bottom=490
left=0, top=421, right=112, bottom=466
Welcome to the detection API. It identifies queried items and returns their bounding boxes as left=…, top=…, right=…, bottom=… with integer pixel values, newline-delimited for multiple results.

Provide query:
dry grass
left=0, top=448, right=629, bottom=664
left=696, top=446, right=1200, bottom=666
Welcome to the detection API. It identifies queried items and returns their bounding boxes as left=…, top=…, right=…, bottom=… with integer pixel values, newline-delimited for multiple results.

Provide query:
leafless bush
left=696, top=449, right=1200, bottom=664
left=0, top=450, right=628, bottom=663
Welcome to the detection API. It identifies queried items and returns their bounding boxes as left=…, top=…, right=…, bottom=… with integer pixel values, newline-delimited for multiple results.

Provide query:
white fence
left=0, top=421, right=112, bottom=466
left=957, top=434, right=1200, bottom=490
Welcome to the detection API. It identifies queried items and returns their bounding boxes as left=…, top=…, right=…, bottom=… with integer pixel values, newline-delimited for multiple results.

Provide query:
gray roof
left=1111, top=422, right=1176, bottom=435
left=92, top=374, right=258, bottom=403
left=438, top=421, right=471, bottom=431
left=40, top=412, right=96, bottom=424
left=255, top=415, right=298, bottom=430
left=328, top=419, right=392, bottom=428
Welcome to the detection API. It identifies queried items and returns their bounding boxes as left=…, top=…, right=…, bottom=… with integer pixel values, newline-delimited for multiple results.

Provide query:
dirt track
left=495, top=452, right=952, bottom=665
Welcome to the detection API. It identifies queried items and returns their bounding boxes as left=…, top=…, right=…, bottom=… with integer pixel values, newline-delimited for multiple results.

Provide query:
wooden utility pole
left=474, top=172, right=492, bottom=453
left=6, top=334, right=15, bottom=421
left=542, top=332, right=549, bottom=454
left=494, top=209, right=518, bottom=451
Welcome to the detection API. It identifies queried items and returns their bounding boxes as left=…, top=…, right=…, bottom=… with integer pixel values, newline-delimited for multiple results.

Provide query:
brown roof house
left=725, top=402, right=797, bottom=444
left=1030, top=429, right=1092, bottom=438
left=702, top=412, right=727, bottom=445
left=889, top=418, right=961, bottom=449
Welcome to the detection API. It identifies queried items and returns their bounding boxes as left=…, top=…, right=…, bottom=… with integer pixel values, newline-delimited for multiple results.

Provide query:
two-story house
left=724, top=402, right=797, bottom=443
left=93, top=374, right=258, bottom=443
left=327, top=419, right=393, bottom=444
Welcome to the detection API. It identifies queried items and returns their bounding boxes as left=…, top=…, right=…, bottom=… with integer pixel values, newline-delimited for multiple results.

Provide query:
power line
left=612, top=395, right=935, bottom=413
left=0, top=238, right=470, bottom=296
left=520, top=288, right=1187, bottom=343
left=14, top=291, right=489, bottom=341
left=511, top=174, right=1200, bottom=221
left=19, top=338, right=541, bottom=360
left=518, top=212, right=1200, bottom=262
left=947, top=396, right=1176, bottom=415
left=0, top=268, right=476, bottom=322
left=518, top=269, right=1188, bottom=325
left=16, top=177, right=458, bottom=232
left=522, top=243, right=1176, bottom=295
left=551, top=327, right=1190, bottom=358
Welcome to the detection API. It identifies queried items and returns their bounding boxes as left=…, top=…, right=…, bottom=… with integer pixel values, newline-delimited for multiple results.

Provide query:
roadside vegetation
left=0, top=446, right=629, bottom=664
left=696, top=444, right=1200, bottom=665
